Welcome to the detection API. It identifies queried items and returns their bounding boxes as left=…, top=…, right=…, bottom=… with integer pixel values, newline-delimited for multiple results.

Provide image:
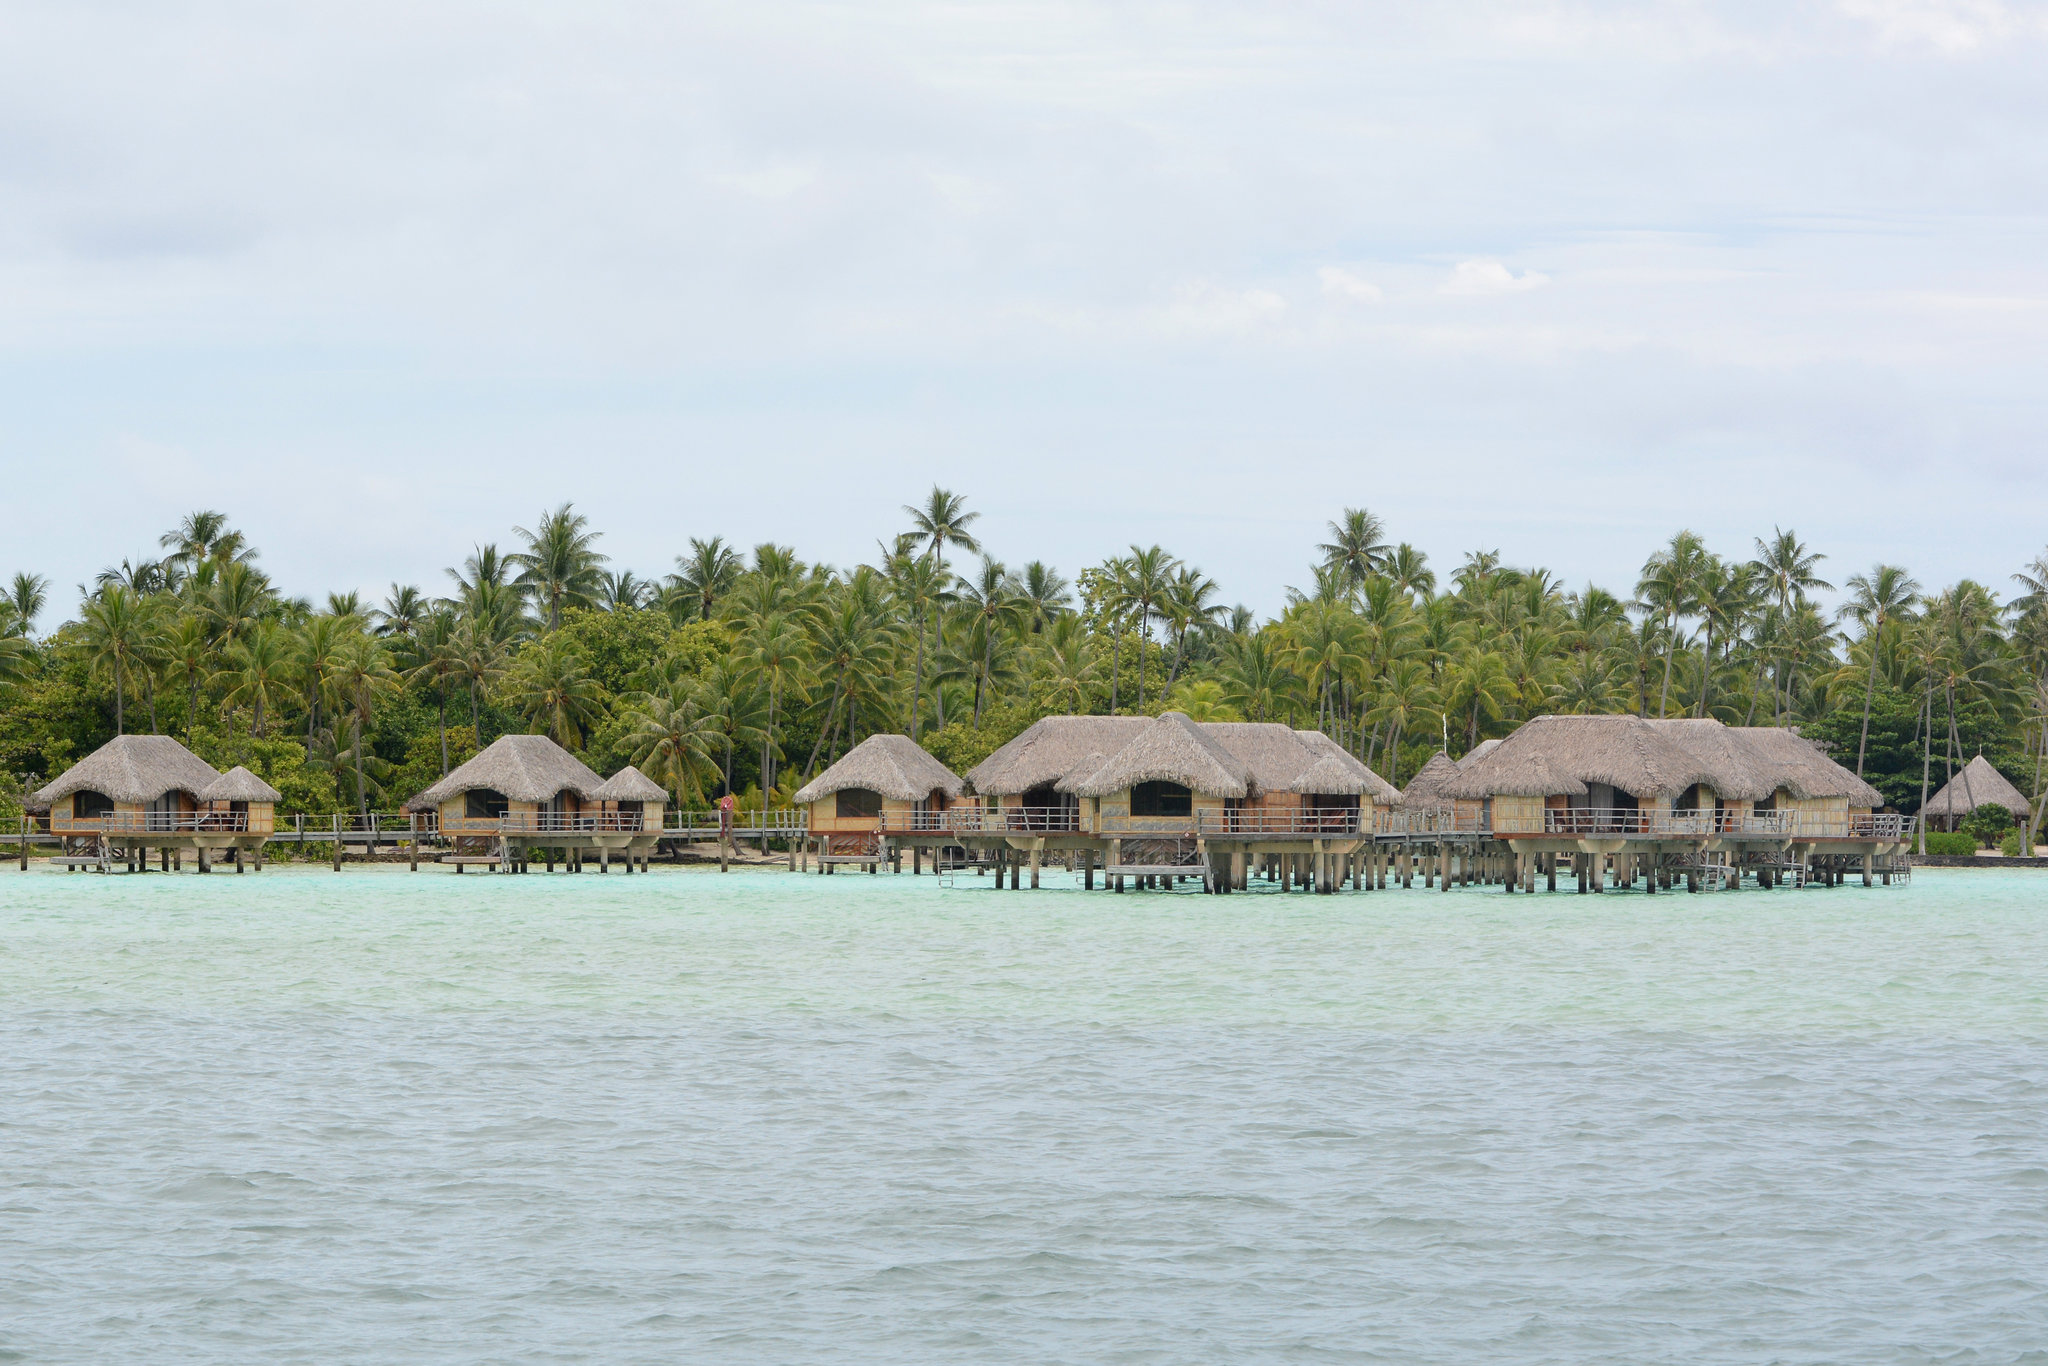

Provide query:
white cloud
left=1441, top=259, right=1551, bottom=296
left=1318, top=266, right=1383, bottom=303
left=1835, top=0, right=2043, bottom=53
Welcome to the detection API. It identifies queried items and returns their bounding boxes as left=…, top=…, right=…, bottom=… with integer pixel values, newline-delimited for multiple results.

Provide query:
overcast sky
left=4, top=0, right=2045, bottom=625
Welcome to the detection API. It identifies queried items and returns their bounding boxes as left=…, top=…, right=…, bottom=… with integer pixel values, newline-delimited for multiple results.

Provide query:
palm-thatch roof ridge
left=1710, top=726, right=1885, bottom=806
left=1399, top=751, right=1461, bottom=808
left=407, top=734, right=606, bottom=811
left=33, top=735, right=223, bottom=806
left=1444, top=714, right=1713, bottom=800
left=791, top=735, right=965, bottom=805
left=1459, top=738, right=1502, bottom=767
left=1288, top=729, right=1400, bottom=801
left=1646, top=719, right=1778, bottom=801
left=200, top=766, right=283, bottom=804
left=593, top=766, right=668, bottom=802
left=1920, top=754, right=2030, bottom=819
left=1069, top=712, right=1253, bottom=799
left=966, top=716, right=1152, bottom=796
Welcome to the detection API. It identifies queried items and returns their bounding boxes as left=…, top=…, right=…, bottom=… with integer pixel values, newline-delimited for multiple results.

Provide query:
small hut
left=36, top=734, right=223, bottom=837
left=967, top=716, right=1153, bottom=820
left=407, top=733, right=605, bottom=836
left=792, top=735, right=965, bottom=851
left=1399, top=752, right=1460, bottom=809
left=32, top=734, right=273, bottom=869
left=1920, top=755, right=2031, bottom=832
left=1069, top=712, right=1254, bottom=832
left=591, top=765, right=668, bottom=834
left=199, top=766, right=282, bottom=834
left=1445, top=714, right=1715, bottom=833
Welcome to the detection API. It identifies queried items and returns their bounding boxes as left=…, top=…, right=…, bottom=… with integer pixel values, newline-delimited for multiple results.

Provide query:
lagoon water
left=3, top=865, right=2046, bottom=1363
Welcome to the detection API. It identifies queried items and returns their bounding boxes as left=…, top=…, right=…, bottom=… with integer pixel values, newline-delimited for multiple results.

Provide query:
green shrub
left=1961, top=803, right=2014, bottom=845
left=1923, top=831, right=1977, bottom=856
left=2001, top=830, right=2033, bottom=858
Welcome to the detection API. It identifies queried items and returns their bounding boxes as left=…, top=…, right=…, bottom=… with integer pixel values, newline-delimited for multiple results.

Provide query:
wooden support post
left=332, top=815, right=343, bottom=871
left=1029, top=843, right=1041, bottom=889
left=234, top=846, right=244, bottom=874
left=1084, top=848, right=1095, bottom=890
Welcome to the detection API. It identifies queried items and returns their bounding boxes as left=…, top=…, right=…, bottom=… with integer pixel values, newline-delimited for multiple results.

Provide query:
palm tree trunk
left=931, top=604, right=947, bottom=731
left=1917, top=680, right=1932, bottom=853
left=438, top=689, right=450, bottom=775
left=910, top=615, right=927, bottom=740
left=1657, top=612, right=1675, bottom=717
left=1856, top=645, right=1880, bottom=777
left=805, top=676, right=844, bottom=780
left=353, top=712, right=368, bottom=817
left=113, top=657, right=125, bottom=734
left=1110, top=623, right=1121, bottom=714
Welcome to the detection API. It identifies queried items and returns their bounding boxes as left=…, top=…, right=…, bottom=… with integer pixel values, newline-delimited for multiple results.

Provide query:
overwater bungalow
left=1919, top=755, right=2031, bottom=833
left=32, top=735, right=276, bottom=871
left=404, top=734, right=659, bottom=871
left=791, top=734, right=966, bottom=871
left=1439, top=714, right=1904, bottom=890
left=942, top=712, right=1399, bottom=891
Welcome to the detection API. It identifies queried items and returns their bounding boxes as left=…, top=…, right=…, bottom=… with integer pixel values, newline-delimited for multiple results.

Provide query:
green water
left=3, top=865, right=2044, bottom=1362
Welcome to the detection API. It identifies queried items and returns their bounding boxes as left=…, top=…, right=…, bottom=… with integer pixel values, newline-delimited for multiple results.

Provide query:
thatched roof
left=1288, top=729, right=1400, bottom=801
left=1070, top=712, right=1253, bottom=799
left=791, top=734, right=964, bottom=805
left=1922, top=754, right=2031, bottom=819
left=1703, top=725, right=1885, bottom=806
left=1447, top=714, right=1888, bottom=806
left=406, top=734, right=605, bottom=811
left=967, top=716, right=1152, bottom=796
left=200, top=766, right=282, bottom=804
left=1444, top=714, right=1713, bottom=800
left=1459, top=738, right=1502, bottom=767
left=593, top=765, right=668, bottom=802
left=1400, top=752, right=1461, bottom=808
left=33, top=735, right=222, bottom=806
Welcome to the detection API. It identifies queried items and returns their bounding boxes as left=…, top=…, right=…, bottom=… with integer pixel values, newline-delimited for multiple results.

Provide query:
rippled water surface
left=4, top=864, right=2046, bottom=1363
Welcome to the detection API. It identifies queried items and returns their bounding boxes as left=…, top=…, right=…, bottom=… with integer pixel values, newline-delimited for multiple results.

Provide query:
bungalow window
left=1130, top=781, right=1192, bottom=817
left=836, top=787, right=882, bottom=819
left=73, top=790, right=113, bottom=820
left=465, top=788, right=510, bottom=819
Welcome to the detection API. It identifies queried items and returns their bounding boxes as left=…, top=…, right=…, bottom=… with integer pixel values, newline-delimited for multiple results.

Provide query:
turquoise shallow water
left=3, top=865, right=2046, bottom=1362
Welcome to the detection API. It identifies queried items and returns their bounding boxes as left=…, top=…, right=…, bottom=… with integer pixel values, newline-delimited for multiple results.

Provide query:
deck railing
left=1376, top=807, right=1492, bottom=836
left=664, top=809, right=809, bottom=836
left=91, top=811, right=253, bottom=833
left=1197, top=809, right=1362, bottom=836
left=1536, top=808, right=1798, bottom=837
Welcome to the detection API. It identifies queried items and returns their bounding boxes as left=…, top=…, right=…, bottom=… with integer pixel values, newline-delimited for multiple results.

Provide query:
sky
left=3, top=0, right=2046, bottom=626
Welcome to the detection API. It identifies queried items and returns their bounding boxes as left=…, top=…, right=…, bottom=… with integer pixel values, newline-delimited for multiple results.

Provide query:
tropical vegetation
left=4, top=499, right=2047, bottom=850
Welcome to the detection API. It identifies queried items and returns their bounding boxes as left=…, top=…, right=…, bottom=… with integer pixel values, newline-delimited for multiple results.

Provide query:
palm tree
left=204, top=561, right=277, bottom=647
left=1122, top=544, right=1176, bottom=709
left=1217, top=630, right=1286, bottom=722
left=403, top=609, right=464, bottom=775
left=446, top=617, right=509, bottom=743
left=1385, top=544, right=1435, bottom=599
left=620, top=692, right=721, bottom=803
left=373, top=585, right=427, bottom=638
left=1161, top=565, right=1226, bottom=691
left=801, top=576, right=898, bottom=775
left=159, top=510, right=254, bottom=572
left=669, top=537, right=744, bottom=622
left=599, top=570, right=653, bottom=611
left=512, top=503, right=608, bottom=631
left=1636, top=530, right=1707, bottom=717
left=1020, top=561, right=1071, bottom=632
left=506, top=635, right=604, bottom=748
left=1035, top=614, right=1100, bottom=715
left=903, top=487, right=981, bottom=732
left=1440, top=647, right=1512, bottom=749
left=0, top=634, right=33, bottom=687
left=331, top=634, right=399, bottom=816
left=1368, top=658, right=1434, bottom=784
left=955, top=557, right=1027, bottom=727
left=695, top=660, right=770, bottom=795
left=218, top=622, right=292, bottom=739
left=1841, top=564, right=1920, bottom=778
left=77, top=585, right=157, bottom=734
left=7, top=572, right=48, bottom=638
left=1317, top=508, right=1390, bottom=591
left=740, top=612, right=811, bottom=796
